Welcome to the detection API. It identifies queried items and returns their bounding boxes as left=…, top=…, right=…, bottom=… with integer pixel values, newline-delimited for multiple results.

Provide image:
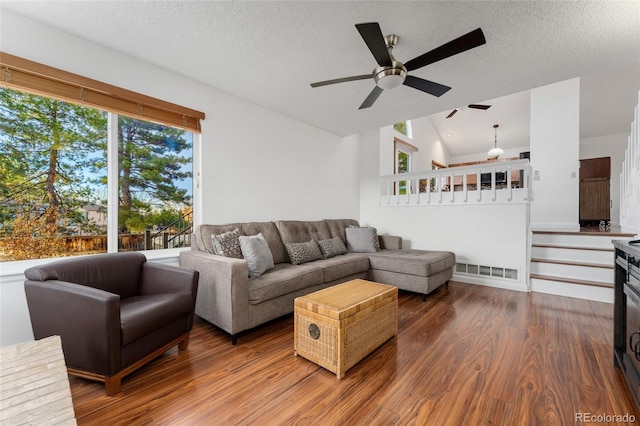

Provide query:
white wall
left=0, top=10, right=361, bottom=347
left=359, top=127, right=530, bottom=293
left=580, top=133, right=629, bottom=226
left=410, top=115, right=451, bottom=168
left=200, top=94, right=360, bottom=224
left=529, top=78, right=581, bottom=230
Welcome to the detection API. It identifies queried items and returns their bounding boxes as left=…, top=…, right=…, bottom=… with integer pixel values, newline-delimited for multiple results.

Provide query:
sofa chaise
left=179, top=219, right=454, bottom=344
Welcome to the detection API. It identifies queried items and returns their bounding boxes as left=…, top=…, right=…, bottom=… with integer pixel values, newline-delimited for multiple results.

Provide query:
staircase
left=530, top=229, right=636, bottom=303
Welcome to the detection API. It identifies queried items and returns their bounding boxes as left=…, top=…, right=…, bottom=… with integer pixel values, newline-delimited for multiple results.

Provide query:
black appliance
left=614, top=240, right=640, bottom=411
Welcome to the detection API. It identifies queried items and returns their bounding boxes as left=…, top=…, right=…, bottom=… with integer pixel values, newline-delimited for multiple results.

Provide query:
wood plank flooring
left=69, top=282, right=640, bottom=425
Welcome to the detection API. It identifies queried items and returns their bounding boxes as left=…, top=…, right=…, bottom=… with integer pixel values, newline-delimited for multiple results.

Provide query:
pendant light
left=487, top=124, right=504, bottom=159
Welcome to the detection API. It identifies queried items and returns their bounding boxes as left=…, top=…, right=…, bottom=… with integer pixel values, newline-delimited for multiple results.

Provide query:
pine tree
left=0, top=88, right=106, bottom=259
left=116, top=116, right=191, bottom=233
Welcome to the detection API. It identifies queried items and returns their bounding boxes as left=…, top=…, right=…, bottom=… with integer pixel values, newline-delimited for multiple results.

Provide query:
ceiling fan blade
left=468, top=104, right=491, bottom=110
left=446, top=109, right=458, bottom=119
left=404, top=28, right=486, bottom=72
left=359, top=86, right=384, bottom=109
left=310, top=74, right=371, bottom=88
left=355, top=22, right=392, bottom=67
left=403, top=75, right=451, bottom=97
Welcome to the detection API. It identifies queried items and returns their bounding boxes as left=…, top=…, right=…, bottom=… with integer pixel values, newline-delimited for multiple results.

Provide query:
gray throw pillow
left=239, top=233, right=275, bottom=278
left=285, top=240, right=323, bottom=265
left=317, top=236, right=348, bottom=259
left=348, top=225, right=381, bottom=252
left=346, top=227, right=378, bottom=253
left=211, top=228, right=244, bottom=259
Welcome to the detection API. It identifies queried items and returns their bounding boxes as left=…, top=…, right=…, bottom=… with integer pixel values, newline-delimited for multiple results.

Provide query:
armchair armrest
left=24, top=280, right=121, bottom=375
left=139, top=262, right=199, bottom=297
left=179, top=250, right=250, bottom=335
left=379, top=235, right=402, bottom=250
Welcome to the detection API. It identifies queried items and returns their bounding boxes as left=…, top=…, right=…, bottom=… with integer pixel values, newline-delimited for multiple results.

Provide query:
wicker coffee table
left=294, top=279, right=398, bottom=378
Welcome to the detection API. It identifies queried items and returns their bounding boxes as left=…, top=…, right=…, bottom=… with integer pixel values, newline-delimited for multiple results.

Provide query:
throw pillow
left=285, top=240, right=323, bottom=265
left=345, top=227, right=379, bottom=253
left=317, top=236, right=348, bottom=259
left=239, top=233, right=275, bottom=278
left=211, top=228, right=244, bottom=259
left=347, top=225, right=381, bottom=252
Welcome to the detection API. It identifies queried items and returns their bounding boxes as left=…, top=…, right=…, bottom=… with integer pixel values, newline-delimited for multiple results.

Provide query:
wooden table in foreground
left=0, top=335, right=77, bottom=425
left=294, top=279, right=398, bottom=379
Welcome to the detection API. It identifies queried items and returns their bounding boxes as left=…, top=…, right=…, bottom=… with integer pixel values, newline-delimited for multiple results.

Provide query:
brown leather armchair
left=24, top=252, right=199, bottom=396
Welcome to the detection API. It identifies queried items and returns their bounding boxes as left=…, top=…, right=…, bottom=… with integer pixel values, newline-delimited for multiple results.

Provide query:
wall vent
left=455, top=262, right=518, bottom=281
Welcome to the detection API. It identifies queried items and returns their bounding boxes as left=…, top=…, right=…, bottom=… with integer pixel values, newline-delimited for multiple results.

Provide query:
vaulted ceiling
left=2, top=1, right=639, bottom=155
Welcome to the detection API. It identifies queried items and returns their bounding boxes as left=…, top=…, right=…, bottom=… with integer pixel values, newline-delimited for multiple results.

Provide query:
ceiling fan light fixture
left=374, top=67, right=407, bottom=89
left=487, top=124, right=504, bottom=159
left=310, top=23, right=487, bottom=109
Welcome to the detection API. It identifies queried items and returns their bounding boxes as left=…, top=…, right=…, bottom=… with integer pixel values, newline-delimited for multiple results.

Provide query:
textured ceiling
left=2, top=1, right=640, bottom=155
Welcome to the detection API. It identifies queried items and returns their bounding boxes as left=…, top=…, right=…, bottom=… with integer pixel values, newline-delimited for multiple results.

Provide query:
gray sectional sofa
left=179, top=219, right=454, bottom=344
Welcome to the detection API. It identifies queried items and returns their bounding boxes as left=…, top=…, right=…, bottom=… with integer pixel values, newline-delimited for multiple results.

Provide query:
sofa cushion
left=316, top=253, right=370, bottom=283
left=276, top=220, right=332, bottom=245
left=367, top=249, right=455, bottom=277
left=120, top=293, right=194, bottom=345
left=285, top=240, right=323, bottom=265
left=211, top=228, right=244, bottom=259
left=317, top=236, right=348, bottom=259
left=239, top=233, right=275, bottom=278
left=248, top=263, right=324, bottom=304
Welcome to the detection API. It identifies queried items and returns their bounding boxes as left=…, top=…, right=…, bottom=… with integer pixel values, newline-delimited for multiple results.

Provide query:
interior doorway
left=579, top=156, right=611, bottom=227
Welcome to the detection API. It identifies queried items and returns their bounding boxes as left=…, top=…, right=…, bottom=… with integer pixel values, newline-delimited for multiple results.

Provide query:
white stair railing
left=379, top=159, right=532, bottom=206
left=620, top=90, right=640, bottom=233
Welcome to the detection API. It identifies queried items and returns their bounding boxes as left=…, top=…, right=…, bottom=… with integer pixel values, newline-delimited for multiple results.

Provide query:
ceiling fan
left=310, top=23, right=486, bottom=110
left=446, top=104, right=491, bottom=118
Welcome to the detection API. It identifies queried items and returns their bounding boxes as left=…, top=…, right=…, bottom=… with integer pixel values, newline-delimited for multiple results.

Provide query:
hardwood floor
left=69, top=282, right=639, bottom=425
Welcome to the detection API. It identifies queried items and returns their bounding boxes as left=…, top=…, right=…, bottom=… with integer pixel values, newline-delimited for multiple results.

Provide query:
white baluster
left=450, top=173, right=455, bottom=203
left=463, top=173, right=468, bottom=203
left=507, top=166, right=513, bottom=202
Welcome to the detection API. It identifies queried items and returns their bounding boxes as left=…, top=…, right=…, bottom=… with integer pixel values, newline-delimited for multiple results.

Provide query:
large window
left=0, top=54, right=202, bottom=262
left=0, top=89, right=194, bottom=261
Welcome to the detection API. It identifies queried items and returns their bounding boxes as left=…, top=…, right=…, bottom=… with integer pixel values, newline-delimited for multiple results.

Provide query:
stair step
left=530, top=273, right=613, bottom=288
left=531, top=231, right=634, bottom=250
left=532, top=230, right=636, bottom=237
left=530, top=258, right=613, bottom=269
left=531, top=246, right=613, bottom=265
left=530, top=260, right=613, bottom=283
left=531, top=243, right=613, bottom=252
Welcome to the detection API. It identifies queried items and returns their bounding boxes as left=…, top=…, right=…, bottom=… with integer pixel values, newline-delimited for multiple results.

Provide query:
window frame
left=394, top=137, right=418, bottom=195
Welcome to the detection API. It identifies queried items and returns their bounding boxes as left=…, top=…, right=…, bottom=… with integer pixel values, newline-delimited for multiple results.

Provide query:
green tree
left=0, top=88, right=106, bottom=259
left=116, top=117, right=191, bottom=232
left=394, top=121, right=407, bottom=136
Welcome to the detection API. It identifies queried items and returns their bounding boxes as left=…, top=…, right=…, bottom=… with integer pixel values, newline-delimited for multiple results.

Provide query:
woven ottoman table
left=294, top=279, right=398, bottom=378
